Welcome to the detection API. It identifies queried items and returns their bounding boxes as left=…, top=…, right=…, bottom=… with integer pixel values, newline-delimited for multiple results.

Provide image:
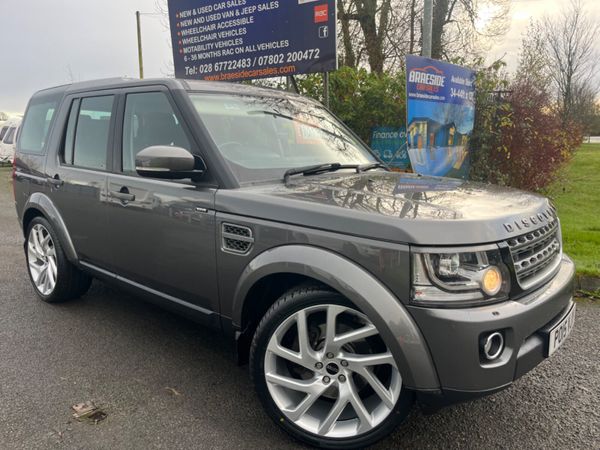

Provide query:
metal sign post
left=136, top=11, right=144, bottom=79
left=422, top=0, right=433, bottom=58
left=323, top=71, right=330, bottom=108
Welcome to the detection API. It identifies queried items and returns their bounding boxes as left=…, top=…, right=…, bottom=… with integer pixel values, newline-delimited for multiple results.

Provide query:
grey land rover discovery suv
left=13, top=78, right=575, bottom=448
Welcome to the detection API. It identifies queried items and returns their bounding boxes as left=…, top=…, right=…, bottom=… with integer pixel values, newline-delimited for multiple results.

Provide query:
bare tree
left=541, top=0, right=599, bottom=123
left=337, top=0, right=358, bottom=68
left=430, top=0, right=510, bottom=60
left=408, top=0, right=419, bottom=54
left=155, top=0, right=176, bottom=77
left=156, top=0, right=509, bottom=76
left=515, top=22, right=551, bottom=88
left=572, top=81, right=599, bottom=135
left=336, top=0, right=393, bottom=73
left=337, top=0, right=510, bottom=70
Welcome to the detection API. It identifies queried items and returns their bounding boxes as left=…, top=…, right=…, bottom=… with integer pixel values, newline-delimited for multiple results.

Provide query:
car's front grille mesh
left=507, top=220, right=561, bottom=288
left=222, top=223, right=254, bottom=255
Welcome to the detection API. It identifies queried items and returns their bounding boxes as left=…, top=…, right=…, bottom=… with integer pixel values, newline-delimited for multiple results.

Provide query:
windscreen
left=189, top=93, right=376, bottom=183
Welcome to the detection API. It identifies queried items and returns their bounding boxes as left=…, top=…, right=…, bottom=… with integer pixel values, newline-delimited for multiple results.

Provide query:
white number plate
left=548, top=305, right=576, bottom=356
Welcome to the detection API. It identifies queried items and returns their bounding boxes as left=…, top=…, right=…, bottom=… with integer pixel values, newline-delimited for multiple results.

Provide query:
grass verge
left=548, top=143, right=600, bottom=278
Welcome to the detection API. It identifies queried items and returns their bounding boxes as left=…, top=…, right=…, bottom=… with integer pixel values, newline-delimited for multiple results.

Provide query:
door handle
left=109, top=188, right=136, bottom=202
left=47, top=175, right=64, bottom=187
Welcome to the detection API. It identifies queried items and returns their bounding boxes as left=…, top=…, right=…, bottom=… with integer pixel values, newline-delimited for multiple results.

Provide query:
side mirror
left=135, top=146, right=206, bottom=180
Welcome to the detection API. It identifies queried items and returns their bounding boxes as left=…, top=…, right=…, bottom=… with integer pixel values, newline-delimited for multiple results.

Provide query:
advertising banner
left=167, top=0, right=337, bottom=82
left=370, top=127, right=410, bottom=170
left=405, top=55, right=475, bottom=178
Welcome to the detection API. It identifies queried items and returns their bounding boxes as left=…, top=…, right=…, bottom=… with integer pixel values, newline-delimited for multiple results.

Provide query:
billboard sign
left=370, top=126, right=410, bottom=170
left=167, top=0, right=337, bottom=82
left=405, top=55, right=476, bottom=178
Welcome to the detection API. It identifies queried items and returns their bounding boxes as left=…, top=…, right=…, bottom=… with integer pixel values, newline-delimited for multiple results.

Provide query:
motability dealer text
left=168, top=0, right=337, bottom=81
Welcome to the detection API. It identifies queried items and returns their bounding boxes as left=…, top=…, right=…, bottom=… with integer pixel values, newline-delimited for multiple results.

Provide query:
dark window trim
left=61, top=98, right=81, bottom=165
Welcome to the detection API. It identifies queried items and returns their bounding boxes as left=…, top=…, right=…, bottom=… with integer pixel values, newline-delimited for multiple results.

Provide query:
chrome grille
left=507, top=220, right=561, bottom=289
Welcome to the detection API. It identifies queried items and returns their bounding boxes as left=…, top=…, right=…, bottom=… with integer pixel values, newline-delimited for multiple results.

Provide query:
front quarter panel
left=232, top=244, right=440, bottom=391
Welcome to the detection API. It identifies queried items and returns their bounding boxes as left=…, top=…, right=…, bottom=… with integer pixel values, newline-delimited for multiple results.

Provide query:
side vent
left=222, top=223, right=254, bottom=255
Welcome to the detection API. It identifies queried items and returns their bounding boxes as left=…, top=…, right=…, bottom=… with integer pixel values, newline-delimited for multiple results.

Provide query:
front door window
left=122, top=92, right=190, bottom=174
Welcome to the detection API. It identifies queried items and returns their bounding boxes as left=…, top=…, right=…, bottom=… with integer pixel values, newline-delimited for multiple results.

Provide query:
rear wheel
left=26, top=217, right=91, bottom=302
left=250, top=287, right=413, bottom=449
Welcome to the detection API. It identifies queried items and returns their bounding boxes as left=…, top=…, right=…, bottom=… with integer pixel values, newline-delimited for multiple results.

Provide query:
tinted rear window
left=19, top=95, right=60, bottom=153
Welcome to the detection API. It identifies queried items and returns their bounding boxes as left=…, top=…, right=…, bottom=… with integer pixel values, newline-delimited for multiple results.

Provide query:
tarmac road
left=0, top=168, right=598, bottom=449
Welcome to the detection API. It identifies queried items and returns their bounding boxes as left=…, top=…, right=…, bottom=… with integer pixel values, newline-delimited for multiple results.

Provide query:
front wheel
left=250, top=287, right=413, bottom=449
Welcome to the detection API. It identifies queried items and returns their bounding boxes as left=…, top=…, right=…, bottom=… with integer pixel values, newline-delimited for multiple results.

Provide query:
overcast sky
left=489, top=0, right=600, bottom=68
left=0, top=0, right=173, bottom=113
left=1, top=0, right=598, bottom=114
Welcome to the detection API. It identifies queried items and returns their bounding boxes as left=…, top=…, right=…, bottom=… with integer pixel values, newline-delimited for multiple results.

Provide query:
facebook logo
left=319, top=26, right=329, bottom=39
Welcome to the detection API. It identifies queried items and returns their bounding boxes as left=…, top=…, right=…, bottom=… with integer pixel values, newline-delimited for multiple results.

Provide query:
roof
left=32, top=77, right=308, bottom=102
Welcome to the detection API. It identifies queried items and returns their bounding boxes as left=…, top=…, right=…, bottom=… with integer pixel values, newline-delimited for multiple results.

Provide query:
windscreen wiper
left=283, top=162, right=387, bottom=183
left=357, top=162, right=388, bottom=172
left=283, top=163, right=360, bottom=182
left=247, top=110, right=295, bottom=121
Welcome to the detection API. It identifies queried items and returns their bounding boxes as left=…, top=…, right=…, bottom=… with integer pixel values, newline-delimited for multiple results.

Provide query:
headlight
left=411, top=245, right=510, bottom=307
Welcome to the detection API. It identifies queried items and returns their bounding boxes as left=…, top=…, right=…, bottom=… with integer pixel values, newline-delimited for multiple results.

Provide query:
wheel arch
left=21, top=192, right=78, bottom=264
left=232, top=245, right=440, bottom=390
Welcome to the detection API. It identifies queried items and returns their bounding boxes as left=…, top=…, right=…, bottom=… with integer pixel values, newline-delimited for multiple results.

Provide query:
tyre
left=25, top=216, right=92, bottom=302
left=250, top=286, right=413, bottom=449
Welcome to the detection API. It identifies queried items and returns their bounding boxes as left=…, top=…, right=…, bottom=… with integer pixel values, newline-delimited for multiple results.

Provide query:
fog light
left=482, top=332, right=504, bottom=360
left=481, top=266, right=502, bottom=296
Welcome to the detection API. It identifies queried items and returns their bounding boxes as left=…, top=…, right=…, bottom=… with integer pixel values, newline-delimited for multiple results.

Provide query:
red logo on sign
left=314, top=4, right=328, bottom=23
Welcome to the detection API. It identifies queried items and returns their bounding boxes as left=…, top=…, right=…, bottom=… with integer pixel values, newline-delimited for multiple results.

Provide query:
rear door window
left=64, top=95, right=114, bottom=170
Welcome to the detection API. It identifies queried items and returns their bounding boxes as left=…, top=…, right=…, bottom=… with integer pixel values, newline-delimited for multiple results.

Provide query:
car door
left=105, top=87, right=219, bottom=315
left=45, top=93, right=116, bottom=268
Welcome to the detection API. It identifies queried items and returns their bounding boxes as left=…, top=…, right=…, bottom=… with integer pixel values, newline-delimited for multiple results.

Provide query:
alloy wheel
left=27, top=224, right=58, bottom=296
left=264, top=304, right=402, bottom=438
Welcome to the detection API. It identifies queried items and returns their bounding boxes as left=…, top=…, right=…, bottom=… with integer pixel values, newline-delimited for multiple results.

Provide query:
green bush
left=295, top=67, right=406, bottom=144
left=287, top=64, right=582, bottom=191
left=470, top=61, right=582, bottom=191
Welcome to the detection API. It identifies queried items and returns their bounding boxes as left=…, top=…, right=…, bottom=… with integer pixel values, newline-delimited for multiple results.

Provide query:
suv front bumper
left=408, top=255, right=575, bottom=407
